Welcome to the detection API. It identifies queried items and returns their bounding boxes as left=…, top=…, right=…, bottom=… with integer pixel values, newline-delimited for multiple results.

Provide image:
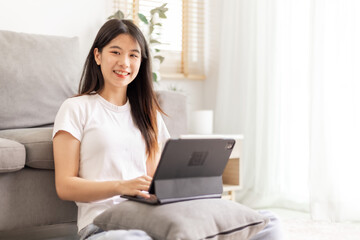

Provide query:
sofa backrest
left=156, top=90, right=187, bottom=138
left=0, top=30, right=188, bottom=172
left=0, top=30, right=187, bottom=137
left=0, top=30, right=80, bottom=130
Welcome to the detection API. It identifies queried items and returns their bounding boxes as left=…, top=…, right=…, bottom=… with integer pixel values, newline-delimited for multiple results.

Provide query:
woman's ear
left=94, top=48, right=101, bottom=65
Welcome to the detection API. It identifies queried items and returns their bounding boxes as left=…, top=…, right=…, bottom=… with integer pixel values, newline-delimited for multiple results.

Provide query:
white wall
left=0, top=0, right=114, bottom=61
left=0, top=0, right=204, bottom=126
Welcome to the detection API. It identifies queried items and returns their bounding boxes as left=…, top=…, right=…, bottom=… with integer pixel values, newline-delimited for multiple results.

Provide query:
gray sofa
left=0, top=30, right=187, bottom=240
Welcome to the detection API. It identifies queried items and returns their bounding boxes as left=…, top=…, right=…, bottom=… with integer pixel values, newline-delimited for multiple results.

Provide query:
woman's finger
left=140, top=184, right=150, bottom=191
left=137, top=190, right=150, bottom=199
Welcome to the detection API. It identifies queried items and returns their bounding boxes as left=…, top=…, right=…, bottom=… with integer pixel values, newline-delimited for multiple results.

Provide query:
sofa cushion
left=0, top=138, right=25, bottom=173
left=93, top=199, right=269, bottom=240
left=0, top=128, right=54, bottom=169
left=0, top=30, right=80, bottom=130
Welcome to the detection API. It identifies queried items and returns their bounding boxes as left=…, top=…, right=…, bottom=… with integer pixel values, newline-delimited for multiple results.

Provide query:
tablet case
left=124, top=138, right=235, bottom=204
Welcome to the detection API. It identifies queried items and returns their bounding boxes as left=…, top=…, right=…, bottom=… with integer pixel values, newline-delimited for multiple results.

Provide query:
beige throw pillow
left=94, top=198, right=269, bottom=240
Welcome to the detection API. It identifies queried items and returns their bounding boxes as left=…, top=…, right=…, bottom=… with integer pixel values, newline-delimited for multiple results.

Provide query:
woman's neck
left=99, top=88, right=127, bottom=106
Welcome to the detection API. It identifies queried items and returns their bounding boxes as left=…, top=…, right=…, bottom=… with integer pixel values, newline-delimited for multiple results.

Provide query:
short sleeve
left=52, top=98, right=84, bottom=141
left=157, top=112, right=170, bottom=145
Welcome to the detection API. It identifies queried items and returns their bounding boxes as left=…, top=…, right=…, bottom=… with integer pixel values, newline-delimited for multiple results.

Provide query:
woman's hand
left=117, top=175, right=152, bottom=198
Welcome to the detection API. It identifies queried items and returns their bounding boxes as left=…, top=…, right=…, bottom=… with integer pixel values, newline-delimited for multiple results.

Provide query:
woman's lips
left=114, top=70, right=130, bottom=78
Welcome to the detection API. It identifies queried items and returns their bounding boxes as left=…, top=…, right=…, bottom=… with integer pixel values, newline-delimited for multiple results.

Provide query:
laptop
left=121, top=138, right=235, bottom=205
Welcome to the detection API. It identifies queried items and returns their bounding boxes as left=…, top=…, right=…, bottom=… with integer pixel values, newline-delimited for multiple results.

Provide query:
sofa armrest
left=0, top=137, right=25, bottom=173
left=0, top=128, right=54, bottom=170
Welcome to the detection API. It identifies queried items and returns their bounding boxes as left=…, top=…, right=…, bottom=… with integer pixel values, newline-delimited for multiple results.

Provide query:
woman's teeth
left=114, top=71, right=129, bottom=76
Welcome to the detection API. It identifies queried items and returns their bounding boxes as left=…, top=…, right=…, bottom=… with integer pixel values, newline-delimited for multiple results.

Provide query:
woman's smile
left=114, top=70, right=130, bottom=78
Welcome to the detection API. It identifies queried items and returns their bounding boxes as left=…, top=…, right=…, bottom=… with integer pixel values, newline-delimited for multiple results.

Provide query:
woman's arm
left=146, top=143, right=163, bottom=177
left=53, top=130, right=152, bottom=202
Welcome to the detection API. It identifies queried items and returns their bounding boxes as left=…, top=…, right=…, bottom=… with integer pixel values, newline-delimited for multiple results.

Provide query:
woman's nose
left=118, top=55, right=129, bottom=67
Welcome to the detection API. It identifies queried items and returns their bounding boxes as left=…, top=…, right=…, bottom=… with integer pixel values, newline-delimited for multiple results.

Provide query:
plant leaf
left=153, top=72, right=158, bottom=82
left=160, top=4, right=168, bottom=14
left=159, top=4, right=168, bottom=12
left=115, top=10, right=125, bottom=19
left=150, top=39, right=161, bottom=44
left=159, top=12, right=167, bottom=19
left=155, top=48, right=160, bottom=52
left=138, top=13, right=148, bottom=24
left=154, top=55, right=165, bottom=63
left=108, top=10, right=124, bottom=20
left=150, top=3, right=168, bottom=15
left=150, top=9, right=158, bottom=15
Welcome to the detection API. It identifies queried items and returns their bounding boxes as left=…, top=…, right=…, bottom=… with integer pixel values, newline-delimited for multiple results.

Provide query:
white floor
left=264, top=208, right=360, bottom=240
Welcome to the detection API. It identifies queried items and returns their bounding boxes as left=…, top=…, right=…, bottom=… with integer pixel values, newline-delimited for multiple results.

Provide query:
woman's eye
left=111, top=51, right=120, bottom=55
left=130, top=54, right=139, bottom=58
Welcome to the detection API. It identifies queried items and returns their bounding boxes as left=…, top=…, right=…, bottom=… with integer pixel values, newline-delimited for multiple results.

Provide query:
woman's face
left=94, top=33, right=141, bottom=90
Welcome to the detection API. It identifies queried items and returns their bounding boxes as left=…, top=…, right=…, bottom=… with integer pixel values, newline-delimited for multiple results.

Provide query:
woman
left=53, top=19, right=282, bottom=240
left=53, top=19, right=168, bottom=239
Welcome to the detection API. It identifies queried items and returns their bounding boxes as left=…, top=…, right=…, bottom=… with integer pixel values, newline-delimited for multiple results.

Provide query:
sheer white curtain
left=213, top=0, right=360, bottom=221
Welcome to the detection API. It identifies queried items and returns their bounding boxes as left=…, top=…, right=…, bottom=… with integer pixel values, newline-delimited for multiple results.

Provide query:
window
left=113, top=0, right=205, bottom=80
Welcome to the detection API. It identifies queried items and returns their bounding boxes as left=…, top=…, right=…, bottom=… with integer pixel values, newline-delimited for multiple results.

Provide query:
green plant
left=108, top=4, right=168, bottom=83
left=168, top=84, right=183, bottom=92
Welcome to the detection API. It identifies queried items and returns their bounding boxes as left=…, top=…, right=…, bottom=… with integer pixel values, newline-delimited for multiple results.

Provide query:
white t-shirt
left=52, top=93, right=170, bottom=231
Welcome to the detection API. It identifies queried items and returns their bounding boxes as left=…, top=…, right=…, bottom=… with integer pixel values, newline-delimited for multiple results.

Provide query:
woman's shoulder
left=59, top=94, right=99, bottom=113
left=62, top=94, right=97, bottom=106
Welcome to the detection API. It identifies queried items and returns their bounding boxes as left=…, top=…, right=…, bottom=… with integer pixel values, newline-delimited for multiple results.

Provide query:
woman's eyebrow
left=109, top=46, right=140, bottom=53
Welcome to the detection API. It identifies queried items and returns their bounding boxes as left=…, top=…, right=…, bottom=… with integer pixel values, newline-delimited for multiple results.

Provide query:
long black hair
left=78, top=19, right=163, bottom=164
